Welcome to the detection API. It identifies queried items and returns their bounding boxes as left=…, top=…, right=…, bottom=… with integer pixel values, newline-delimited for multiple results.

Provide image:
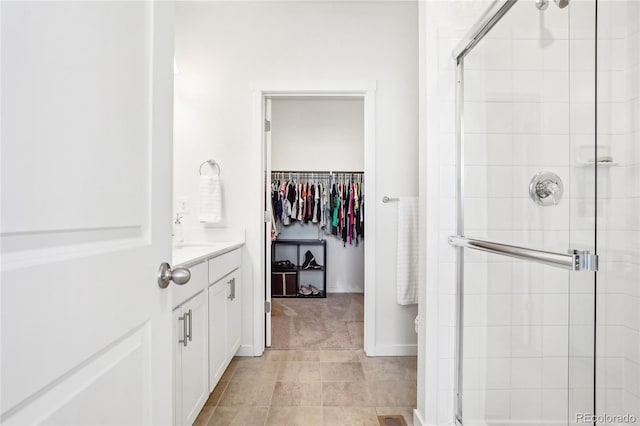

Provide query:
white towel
left=199, top=175, right=222, bottom=223
left=396, top=197, right=419, bottom=305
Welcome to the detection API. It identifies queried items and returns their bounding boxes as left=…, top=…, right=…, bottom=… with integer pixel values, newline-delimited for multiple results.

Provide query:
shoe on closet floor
left=309, top=285, right=321, bottom=295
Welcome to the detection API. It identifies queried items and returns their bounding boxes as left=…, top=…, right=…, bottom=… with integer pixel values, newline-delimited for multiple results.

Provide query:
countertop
left=172, top=241, right=244, bottom=267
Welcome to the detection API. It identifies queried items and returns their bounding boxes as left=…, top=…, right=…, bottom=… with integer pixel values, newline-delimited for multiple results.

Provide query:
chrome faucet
left=172, top=214, right=184, bottom=239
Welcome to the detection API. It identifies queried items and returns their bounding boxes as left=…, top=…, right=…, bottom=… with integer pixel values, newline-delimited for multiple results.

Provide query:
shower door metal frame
left=453, top=56, right=464, bottom=426
left=452, top=2, right=518, bottom=423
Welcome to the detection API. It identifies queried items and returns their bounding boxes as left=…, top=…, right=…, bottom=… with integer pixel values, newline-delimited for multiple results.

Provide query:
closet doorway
left=257, top=82, right=377, bottom=355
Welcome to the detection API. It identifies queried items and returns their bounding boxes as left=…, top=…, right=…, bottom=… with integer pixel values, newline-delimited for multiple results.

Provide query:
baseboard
left=371, top=343, right=417, bottom=356
left=411, top=409, right=453, bottom=426
left=450, top=420, right=562, bottom=426
left=326, top=288, right=364, bottom=293
left=472, top=422, right=562, bottom=425
left=235, top=344, right=255, bottom=357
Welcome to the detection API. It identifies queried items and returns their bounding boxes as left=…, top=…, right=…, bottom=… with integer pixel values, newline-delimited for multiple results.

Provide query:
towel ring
left=199, top=160, right=221, bottom=177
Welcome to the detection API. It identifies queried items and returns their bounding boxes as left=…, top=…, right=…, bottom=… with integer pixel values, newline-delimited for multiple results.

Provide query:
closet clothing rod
left=271, top=170, right=364, bottom=174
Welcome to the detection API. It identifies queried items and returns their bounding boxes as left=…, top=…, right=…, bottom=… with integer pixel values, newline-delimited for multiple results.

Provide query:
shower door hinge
left=264, top=300, right=271, bottom=313
left=569, top=249, right=599, bottom=272
left=264, top=119, right=271, bottom=132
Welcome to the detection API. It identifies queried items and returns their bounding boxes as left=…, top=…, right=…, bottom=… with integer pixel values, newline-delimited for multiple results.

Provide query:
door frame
left=250, top=80, right=377, bottom=356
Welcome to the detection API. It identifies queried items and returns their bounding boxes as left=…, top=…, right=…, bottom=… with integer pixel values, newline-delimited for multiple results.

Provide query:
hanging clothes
left=312, top=184, right=319, bottom=224
left=341, top=183, right=348, bottom=246
left=270, top=172, right=364, bottom=246
left=332, top=184, right=339, bottom=231
left=320, top=183, right=328, bottom=229
left=305, top=183, right=313, bottom=223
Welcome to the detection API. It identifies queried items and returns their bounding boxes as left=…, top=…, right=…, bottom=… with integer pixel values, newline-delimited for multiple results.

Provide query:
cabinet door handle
left=178, top=314, right=187, bottom=347
left=227, top=279, right=233, bottom=300
left=231, top=278, right=236, bottom=300
left=187, top=309, right=193, bottom=342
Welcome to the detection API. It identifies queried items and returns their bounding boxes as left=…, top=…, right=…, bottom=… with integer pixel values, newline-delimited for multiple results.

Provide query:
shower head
left=536, top=0, right=549, bottom=10
left=554, top=0, right=569, bottom=8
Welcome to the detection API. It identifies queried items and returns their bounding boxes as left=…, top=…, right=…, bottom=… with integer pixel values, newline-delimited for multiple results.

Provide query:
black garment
left=287, top=182, right=297, bottom=220
left=360, top=200, right=364, bottom=239
left=305, top=183, right=314, bottom=223
left=316, top=184, right=322, bottom=223
left=341, top=184, right=348, bottom=245
left=272, top=181, right=281, bottom=222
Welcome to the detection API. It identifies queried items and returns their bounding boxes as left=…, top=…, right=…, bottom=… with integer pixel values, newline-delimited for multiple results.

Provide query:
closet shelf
left=271, top=239, right=327, bottom=298
left=272, top=265, right=325, bottom=272
left=298, top=291, right=325, bottom=298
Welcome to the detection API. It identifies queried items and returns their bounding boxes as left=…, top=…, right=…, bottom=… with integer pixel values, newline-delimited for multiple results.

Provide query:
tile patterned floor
left=271, top=294, right=364, bottom=350
left=195, top=294, right=416, bottom=425
left=194, top=350, right=416, bottom=426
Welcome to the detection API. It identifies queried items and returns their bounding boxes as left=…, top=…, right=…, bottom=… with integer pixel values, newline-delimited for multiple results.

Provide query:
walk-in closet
left=266, top=97, right=366, bottom=351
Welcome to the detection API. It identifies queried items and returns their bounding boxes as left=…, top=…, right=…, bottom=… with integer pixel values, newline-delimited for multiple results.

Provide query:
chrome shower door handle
left=157, top=262, right=191, bottom=288
left=448, top=236, right=598, bottom=272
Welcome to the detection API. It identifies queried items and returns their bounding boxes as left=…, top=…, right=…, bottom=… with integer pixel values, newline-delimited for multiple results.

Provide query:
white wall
left=174, top=1, right=418, bottom=357
left=271, top=98, right=364, bottom=172
left=272, top=97, right=365, bottom=293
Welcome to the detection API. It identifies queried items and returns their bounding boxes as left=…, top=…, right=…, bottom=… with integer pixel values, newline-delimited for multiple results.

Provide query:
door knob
left=157, top=262, right=191, bottom=288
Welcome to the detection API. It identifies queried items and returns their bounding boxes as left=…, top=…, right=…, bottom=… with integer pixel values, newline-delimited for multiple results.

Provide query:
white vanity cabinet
left=207, top=249, right=242, bottom=391
left=208, top=275, right=228, bottom=390
left=173, top=289, right=208, bottom=426
left=226, top=268, right=242, bottom=359
left=171, top=243, right=243, bottom=425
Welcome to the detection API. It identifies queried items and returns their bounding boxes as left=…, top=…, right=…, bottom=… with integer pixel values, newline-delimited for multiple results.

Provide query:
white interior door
left=1, top=2, right=175, bottom=424
left=264, top=97, right=273, bottom=348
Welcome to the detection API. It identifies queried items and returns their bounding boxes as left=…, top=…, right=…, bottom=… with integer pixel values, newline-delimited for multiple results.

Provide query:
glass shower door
left=451, top=1, right=597, bottom=425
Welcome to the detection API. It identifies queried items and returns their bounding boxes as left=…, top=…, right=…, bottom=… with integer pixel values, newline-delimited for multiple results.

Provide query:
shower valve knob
left=530, top=172, right=564, bottom=206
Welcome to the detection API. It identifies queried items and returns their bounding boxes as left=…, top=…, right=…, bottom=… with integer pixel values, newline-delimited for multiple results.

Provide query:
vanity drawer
left=208, top=248, right=241, bottom=284
left=173, top=261, right=208, bottom=309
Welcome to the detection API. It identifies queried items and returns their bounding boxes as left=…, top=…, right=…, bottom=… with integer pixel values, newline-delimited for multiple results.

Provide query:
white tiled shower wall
left=596, top=1, right=640, bottom=423
left=454, top=2, right=597, bottom=423
left=422, top=1, right=637, bottom=425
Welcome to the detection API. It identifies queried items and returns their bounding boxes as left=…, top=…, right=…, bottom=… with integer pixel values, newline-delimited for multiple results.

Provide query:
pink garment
left=348, top=183, right=355, bottom=245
